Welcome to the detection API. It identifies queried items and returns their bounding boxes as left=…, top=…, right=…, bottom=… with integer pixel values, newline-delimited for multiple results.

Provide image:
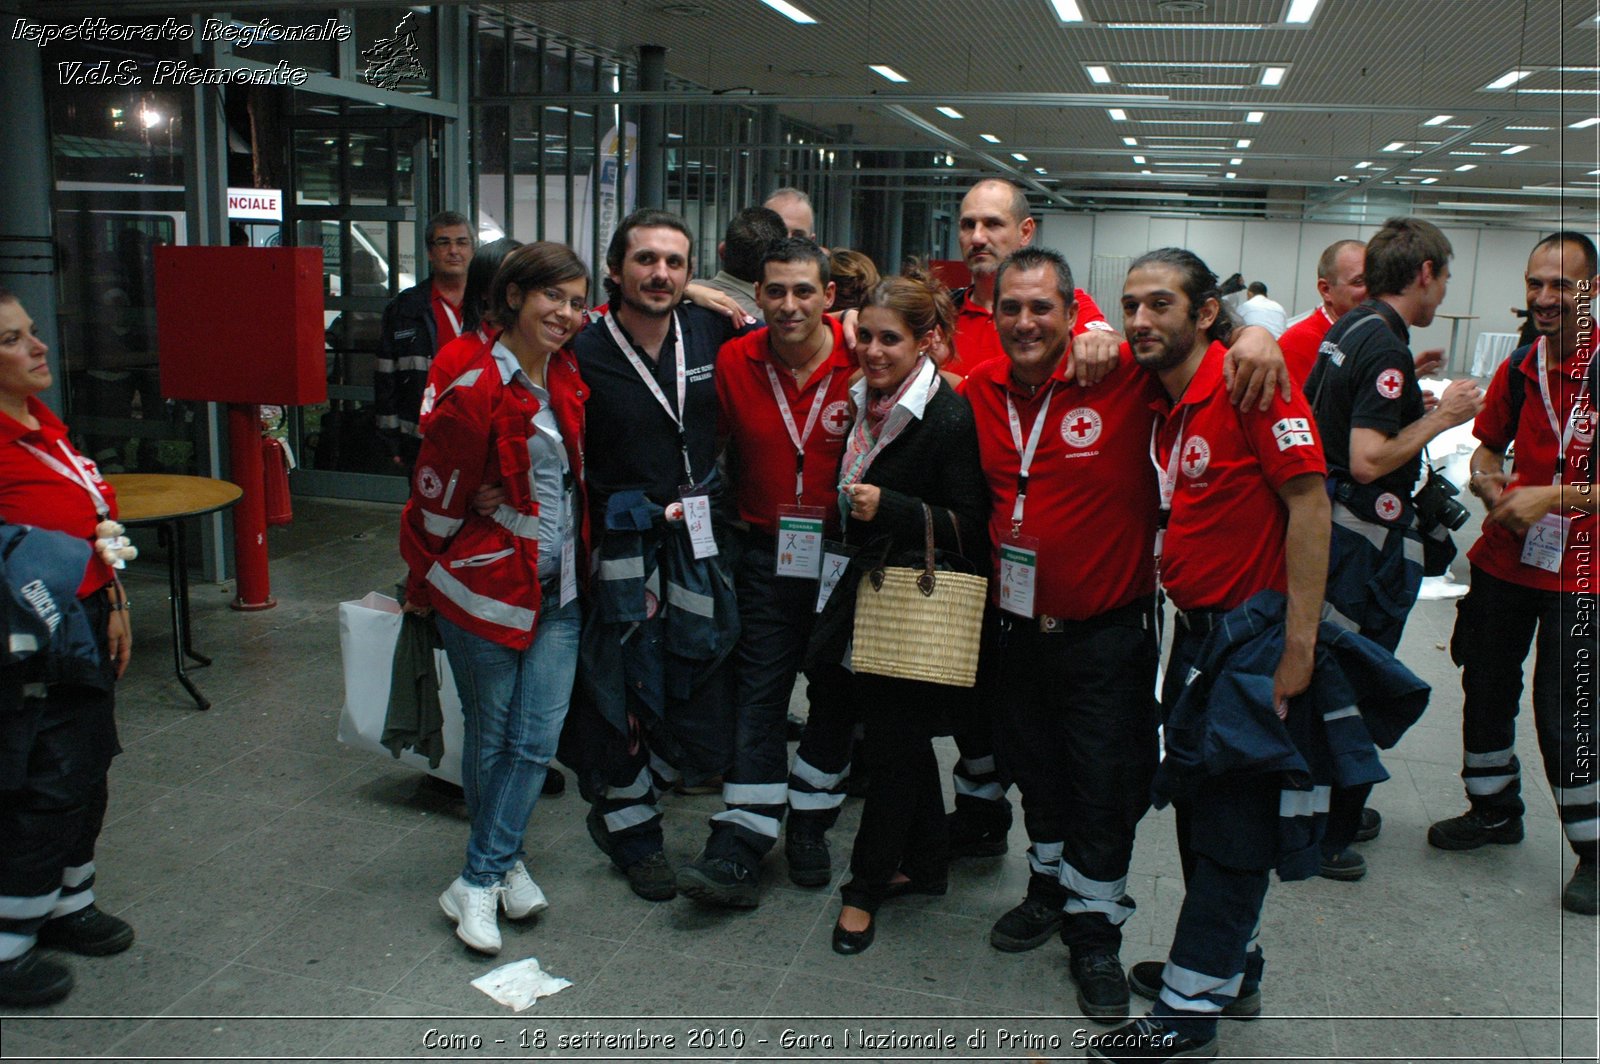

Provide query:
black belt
left=1174, top=607, right=1224, bottom=635
left=1001, top=596, right=1154, bottom=635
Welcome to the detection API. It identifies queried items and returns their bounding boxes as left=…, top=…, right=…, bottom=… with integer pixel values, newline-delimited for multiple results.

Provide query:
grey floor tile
left=111, top=721, right=255, bottom=788
left=233, top=887, right=455, bottom=993
left=101, top=776, right=175, bottom=828
left=96, top=789, right=281, bottom=882
left=202, top=807, right=408, bottom=891
left=0, top=945, right=220, bottom=1053
left=117, top=862, right=331, bottom=965
left=295, top=758, right=460, bottom=829
left=581, top=944, right=784, bottom=1016
left=188, top=746, right=362, bottom=809
left=111, top=963, right=387, bottom=1058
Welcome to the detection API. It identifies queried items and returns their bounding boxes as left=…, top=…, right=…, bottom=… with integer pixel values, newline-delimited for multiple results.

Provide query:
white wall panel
left=1239, top=221, right=1303, bottom=311
left=1184, top=220, right=1246, bottom=285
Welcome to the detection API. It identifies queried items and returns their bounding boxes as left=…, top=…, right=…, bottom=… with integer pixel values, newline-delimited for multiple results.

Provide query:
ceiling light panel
left=936, top=106, right=964, bottom=118
left=1483, top=68, right=1533, bottom=89
left=756, top=0, right=817, bottom=23
left=867, top=64, right=907, bottom=82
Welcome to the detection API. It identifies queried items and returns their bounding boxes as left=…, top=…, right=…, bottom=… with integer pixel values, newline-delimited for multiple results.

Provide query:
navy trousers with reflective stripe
left=705, top=537, right=813, bottom=868
left=1452, top=565, right=1600, bottom=858
left=1321, top=506, right=1424, bottom=855
left=787, top=664, right=855, bottom=835
left=0, top=642, right=118, bottom=959
left=992, top=611, right=1158, bottom=953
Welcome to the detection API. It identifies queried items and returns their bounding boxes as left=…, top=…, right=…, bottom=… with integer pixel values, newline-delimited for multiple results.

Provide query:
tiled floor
left=1, top=497, right=1596, bottom=1063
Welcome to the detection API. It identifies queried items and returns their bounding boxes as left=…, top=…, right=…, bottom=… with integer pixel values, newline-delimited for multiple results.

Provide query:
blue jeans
left=436, top=599, right=580, bottom=886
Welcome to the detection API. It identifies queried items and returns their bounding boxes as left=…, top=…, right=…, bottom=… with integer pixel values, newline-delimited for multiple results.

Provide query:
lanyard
left=604, top=310, right=693, bottom=485
left=1534, top=336, right=1592, bottom=478
left=765, top=362, right=835, bottom=503
left=438, top=297, right=463, bottom=338
left=1148, top=408, right=1191, bottom=516
left=18, top=439, right=110, bottom=517
left=1004, top=382, right=1056, bottom=535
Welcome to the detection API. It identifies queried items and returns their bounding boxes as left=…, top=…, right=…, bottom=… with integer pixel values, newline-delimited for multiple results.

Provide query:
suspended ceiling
left=484, top=0, right=1600, bottom=222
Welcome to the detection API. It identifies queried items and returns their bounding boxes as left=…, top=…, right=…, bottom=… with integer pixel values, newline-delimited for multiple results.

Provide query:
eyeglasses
left=429, top=237, right=473, bottom=249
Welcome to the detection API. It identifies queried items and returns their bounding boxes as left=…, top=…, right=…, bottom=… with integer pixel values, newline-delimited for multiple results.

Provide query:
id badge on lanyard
left=1521, top=513, right=1568, bottom=573
left=998, top=385, right=1053, bottom=618
left=1149, top=410, right=1189, bottom=564
left=815, top=542, right=857, bottom=613
left=682, top=491, right=718, bottom=559
left=776, top=505, right=826, bottom=579
left=998, top=534, right=1040, bottom=618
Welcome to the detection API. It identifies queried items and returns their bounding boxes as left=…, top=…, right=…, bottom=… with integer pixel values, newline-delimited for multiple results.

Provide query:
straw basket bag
left=851, top=503, right=986, bottom=687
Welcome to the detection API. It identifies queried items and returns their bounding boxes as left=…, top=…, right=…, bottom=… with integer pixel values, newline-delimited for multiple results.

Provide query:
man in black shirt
left=1304, top=216, right=1483, bottom=880
left=572, top=209, right=747, bottom=903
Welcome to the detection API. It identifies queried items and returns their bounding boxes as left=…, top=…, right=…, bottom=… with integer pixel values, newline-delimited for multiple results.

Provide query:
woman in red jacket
left=0, top=289, right=134, bottom=1006
left=398, top=244, right=590, bottom=955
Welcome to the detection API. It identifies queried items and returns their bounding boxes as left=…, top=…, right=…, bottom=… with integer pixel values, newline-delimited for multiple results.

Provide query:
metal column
left=637, top=45, right=667, bottom=210
left=0, top=31, right=62, bottom=411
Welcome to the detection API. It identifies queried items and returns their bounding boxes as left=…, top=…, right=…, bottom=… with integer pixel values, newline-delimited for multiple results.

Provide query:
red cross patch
left=1376, top=492, right=1403, bottom=521
left=1376, top=368, right=1404, bottom=400
left=416, top=465, right=443, bottom=499
left=1060, top=406, right=1103, bottom=448
left=821, top=400, right=853, bottom=437
left=1181, top=435, right=1210, bottom=479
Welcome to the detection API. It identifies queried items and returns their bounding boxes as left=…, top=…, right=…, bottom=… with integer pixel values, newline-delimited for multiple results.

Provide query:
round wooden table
left=107, top=474, right=243, bottom=710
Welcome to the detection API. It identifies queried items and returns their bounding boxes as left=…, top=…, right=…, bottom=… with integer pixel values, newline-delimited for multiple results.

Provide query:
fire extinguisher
left=261, top=406, right=294, bottom=526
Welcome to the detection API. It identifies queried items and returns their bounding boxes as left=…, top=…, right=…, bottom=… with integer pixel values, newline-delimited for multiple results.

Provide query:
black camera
left=1412, top=469, right=1469, bottom=533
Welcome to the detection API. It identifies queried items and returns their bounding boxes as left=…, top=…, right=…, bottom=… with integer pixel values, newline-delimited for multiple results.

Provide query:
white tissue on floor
left=470, top=957, right=572, bottom=1011
left=1418, top=573, right=1468, bottom=600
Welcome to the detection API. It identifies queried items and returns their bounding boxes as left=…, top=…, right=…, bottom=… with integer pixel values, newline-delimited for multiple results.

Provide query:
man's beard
left=1132, top=320, right=1199, bottom=374
left=622, top=286, right=679, bottom=318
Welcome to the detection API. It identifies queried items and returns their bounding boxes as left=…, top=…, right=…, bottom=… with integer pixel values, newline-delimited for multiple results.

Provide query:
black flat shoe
left=832, top=914, right=876, bottom=955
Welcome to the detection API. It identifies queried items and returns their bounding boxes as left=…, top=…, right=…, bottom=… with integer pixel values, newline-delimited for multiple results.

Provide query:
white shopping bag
left=336, top=592, right=466, bottom=785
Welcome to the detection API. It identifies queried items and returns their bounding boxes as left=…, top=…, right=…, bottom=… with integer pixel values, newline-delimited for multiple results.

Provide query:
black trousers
left=0, top=595, right=119, bottom=959
left=1452, top=565, right=1599, bottom=860
left=839, top=672, right=955, bottom=911
left=992, top=606, right=1158, bottom=953
left=704, top=534, right=851, bottom=870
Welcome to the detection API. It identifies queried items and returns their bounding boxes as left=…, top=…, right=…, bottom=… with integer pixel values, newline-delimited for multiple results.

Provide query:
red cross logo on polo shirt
left=1376, top=492, right=1402, bottom=521
left=1059, top=406, right=1102, bottom=448
left=1180, top=435, right=1210, bottom=478
left=1376, top=368, right=1404, bottom=400
left=821, top=400, right=853, bottom=437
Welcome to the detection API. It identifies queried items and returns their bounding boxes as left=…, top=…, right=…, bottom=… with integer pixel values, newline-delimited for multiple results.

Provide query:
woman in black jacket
left=817, top=268, right=989, bottom=954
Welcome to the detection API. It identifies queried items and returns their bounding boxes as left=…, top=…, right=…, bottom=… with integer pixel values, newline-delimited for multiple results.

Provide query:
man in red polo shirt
left=942, top=179, right=1121, bottom=856
left=1096, top=248, right=1329, bottom=1064
left=1278, top=239, right=1368, bottom=389
left=944, top=179, right=1119, bottom=381
left=676, top=238, right=857, bottom=907
left=966, top=246, right=1162, bottom=1021
left=1431, top=231, right=1599, bottom=916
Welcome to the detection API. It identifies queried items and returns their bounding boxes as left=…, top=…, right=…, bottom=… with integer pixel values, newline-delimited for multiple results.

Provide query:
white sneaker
left=501, top=861, right=549, bottom=920
left=439, top=876, right=502, bottom=954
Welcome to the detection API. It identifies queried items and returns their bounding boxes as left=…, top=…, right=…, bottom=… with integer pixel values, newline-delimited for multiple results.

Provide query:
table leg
left=1447, top=319, right=1464, bottom=376
left=174, top=520, right=211, bottom=668
left=162, top=519, right=210, bottom=711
